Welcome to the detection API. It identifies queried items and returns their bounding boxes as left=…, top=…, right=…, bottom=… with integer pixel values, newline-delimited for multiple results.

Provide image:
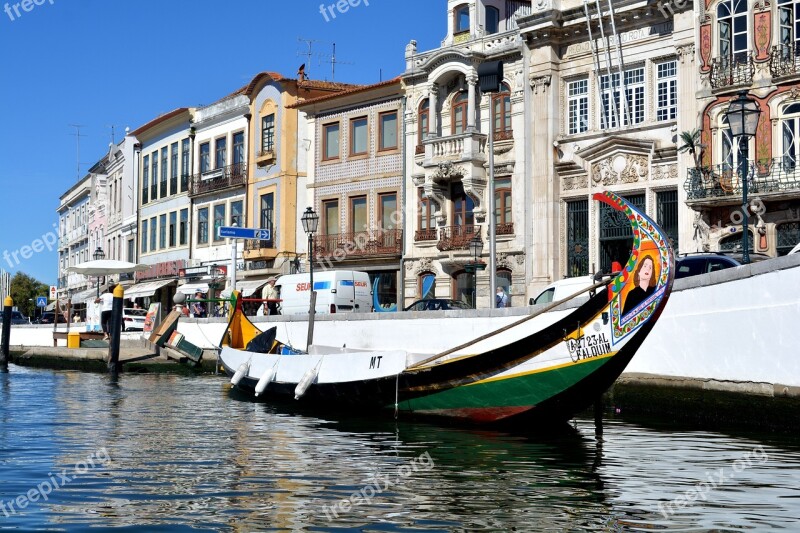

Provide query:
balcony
left=770, top=43, right=800, bottom=79
left=415, top=228, right=438, bottom=242
left=314, top=229, right=402, bottom=260
left=684, top=158, right=800, bottom=204
left=255, top=148, right=275, bottom=167
left=437, top=225, right=478, bottom=252
left=243, top=237, right=277, bottom=261
left=496, top=222, right=514, bottom=236
left=421, top=132, right=487, bottom=167
left=710, top=53, right=754, bottom=91
left=189, top=162, right=247, bottom=197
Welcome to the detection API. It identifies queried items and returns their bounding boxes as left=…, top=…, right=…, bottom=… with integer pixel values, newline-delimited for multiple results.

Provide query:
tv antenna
left=297, top=38, right=324, bottom=78
left=68, top=124, right=87, bottom=180
left=326, top=43, right=353, bottom=81
left=296, top=38, right=353, bottom=80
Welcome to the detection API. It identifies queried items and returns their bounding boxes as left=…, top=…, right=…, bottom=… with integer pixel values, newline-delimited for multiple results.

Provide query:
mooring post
left=107, top=285, right=124, bottom=375
left=1, top=296, right=12, bottom=369
left=594, top=397, right=604, bottom=436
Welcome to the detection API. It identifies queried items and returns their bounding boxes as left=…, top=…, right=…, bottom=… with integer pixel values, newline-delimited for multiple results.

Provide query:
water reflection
left=0, top=366, right=798, bottom=531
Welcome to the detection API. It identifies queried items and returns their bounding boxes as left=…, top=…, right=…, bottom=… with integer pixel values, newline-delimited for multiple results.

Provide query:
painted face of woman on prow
left=639, top=258, right=654, bottom=288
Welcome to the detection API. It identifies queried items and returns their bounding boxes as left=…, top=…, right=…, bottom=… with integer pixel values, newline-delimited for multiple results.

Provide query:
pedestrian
left=262, top=277, right=280, bottom=315
left=96, top=285, right=116, bottom=340
left=495, top=286, right=508, bottom=308
left=191, top=292, right=206, bottom=318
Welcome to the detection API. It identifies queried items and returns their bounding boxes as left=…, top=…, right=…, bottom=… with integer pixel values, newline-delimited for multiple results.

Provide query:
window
left=379, top=193, right=397, bottom=230
left=778, top=0, right=800, bottom=55
left=200, top=142, right=210, bottom=173
left=601, top=67, right=644, bottom=128
left=142, top=154, right=149, bottom=204
left=323, top=123, right=340, bottom=160
left=419, top=273, right=436, bottom=299
left=379, top=111, right=398, bottom=151
left=260, top=193, right=274, bottom=246
left=656, top=190, right=679, bottom=250
left=159, top=214, right=167, bottom=249
left=180, top=138, right=190, bottom=192
left=323, top=199, right=339, bottom=235
left=230, top=200, right=243, bottom=227
left=150, top=152, right=158, bottom=200
left=350, top=117, right=368, bottom=156
left=197, top=207, right=209, bottom=245
left=493, top=83, right=512, bottom=134
left=720, top=115, right=750, bottom=170
left=149, top=216, right=157, bottom=252
left=160, top=147, right=168, bottom=198
left=485, top=6, right=500, bottom=34
left=455, top=4, right=470, bottom=33
left=417, top=188, right=435, bottom=239
left=170, top=142, right=178, bottom=195
left=494, top=177, right=512, bottom=230
left=452, top=271, right=475, bottom=308
left=141, top=219, right=148, bottom=253
left=718, top=0, right=748, bottom=61
left=418, top=99, right=429, bottom=145
left=350, top=196, right=367, bottom=234
left=567, top=79, right=589, bottom=134
left=233, top=131, right=245, bottom=167
left=656, top=61, right=677, bottom=122
left=169, top=211, right=176, bottom=247
left=179, top=208, right=188, bottom=246
left=452, top=182, right=475, bottom=227
left=777, top=221, right=800, bottom=255
left=781, top=102, right=800, bottom=170
left=127, top=239, right=134, bottom=262
left=215, top=137, right=226, bottom=169
left=566, top=199, right=589, bottom=277
left=213, top=204, right=225, bottom=242
left=497, top=270, right=512, bottom=306
left=451, top=92, right=468, bottom=135
left=261, top=114, right=275, bottom=153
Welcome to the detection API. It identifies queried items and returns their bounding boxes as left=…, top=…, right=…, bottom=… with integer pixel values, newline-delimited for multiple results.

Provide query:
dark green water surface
left=1, top=366, right=798, bottom=532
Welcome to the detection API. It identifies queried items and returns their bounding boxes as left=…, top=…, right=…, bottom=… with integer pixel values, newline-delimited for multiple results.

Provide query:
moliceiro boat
left=218, top=192, right=675, bottom=424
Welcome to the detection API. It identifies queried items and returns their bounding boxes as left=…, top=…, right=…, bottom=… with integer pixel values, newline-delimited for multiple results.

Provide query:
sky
left=0, top=0, right=445, bottom=284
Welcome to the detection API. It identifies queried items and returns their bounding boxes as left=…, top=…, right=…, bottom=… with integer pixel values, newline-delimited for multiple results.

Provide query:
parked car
left=675, top=252, right=771, bottom=279
left=122, top=308, right=147, bottom=331
left=37, top=312, right=68, bottom=324
left=529, top=275, right=595, bottom=306
left=403, top=299, right=472, bottom=312
left=787, top=242, right=800, bottom=255
left=10, top=311, right=29, bottom=325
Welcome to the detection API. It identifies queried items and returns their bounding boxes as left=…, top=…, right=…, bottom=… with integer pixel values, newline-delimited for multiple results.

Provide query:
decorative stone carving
left=532, top=0, right=551, bottom=11
left=413, top=257, right=435, bottom=275
left=592, top=154, right=648, bottom=185
left=530, top=74, right=552, bottom=94
left=431, top=161, right=465, bottom=185
left=652, top=164, right=678, bottom=181
left=693, top=212, right=711, bottom=252
left=496, top=253, right=514, bottom=271
left=562, top=175, right=589, bottom=191
left=675, top=44, right=695, bottom=63
left=515, top=254, right=525, bottom=265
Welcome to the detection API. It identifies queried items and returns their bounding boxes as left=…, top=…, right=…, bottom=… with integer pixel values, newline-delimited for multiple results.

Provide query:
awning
left=177, top=282, right=209, bottom=296
left=124, top=279, right=175, bottom=299
left=221, top=279, right=268, bottom=298
left=71, top=288, right=98, bottom=305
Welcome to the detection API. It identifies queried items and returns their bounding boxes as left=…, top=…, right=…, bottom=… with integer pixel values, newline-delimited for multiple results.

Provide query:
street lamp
left=724, top=91, right=761, bottom=264
left=465, top=233, right=485, bottom=308
left=93, top=247, right=105, bottom=298
left=301, top=207, right=319, bottom=347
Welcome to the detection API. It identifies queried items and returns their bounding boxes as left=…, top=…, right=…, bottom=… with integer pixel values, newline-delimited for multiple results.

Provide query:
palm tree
left=678, top=128, right=705, bottom=168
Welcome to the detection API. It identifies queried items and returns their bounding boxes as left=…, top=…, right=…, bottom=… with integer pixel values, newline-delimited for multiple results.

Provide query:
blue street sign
left=36, top=296, right=47, bottom=308
left=218, top=226, right=271, bottom=240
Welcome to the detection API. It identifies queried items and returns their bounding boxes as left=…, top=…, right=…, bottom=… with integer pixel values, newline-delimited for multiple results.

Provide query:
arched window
left=451, top=92, right=468, bottom=135
left=719, top=231, right=753, bottom=252
left=717, top=0, right=748, bottom=62
left=719, top=114, right=751, bottom=172
left=780, top=102, right=800, bottom=171
left=777, top=221, right=800, bottom=255
left=451, top=271, right=475, bottom=308
left=418, top=99, right=429, bottom=146
left=492, top=83, right=512, bottom=136
left=419, top=272, right=436, bottom=299
left=454, top=4, right=470, bottom=34
left=485, top=6, right=500, bottom=34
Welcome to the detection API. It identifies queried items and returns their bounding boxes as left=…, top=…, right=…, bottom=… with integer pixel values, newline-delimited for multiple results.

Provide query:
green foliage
left=678, top=128, right=704, bottom=168
left=9, top=272, right=49, bottom=319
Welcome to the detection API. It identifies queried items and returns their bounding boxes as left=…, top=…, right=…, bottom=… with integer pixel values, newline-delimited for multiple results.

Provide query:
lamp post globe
left=724, top=91, right=761, bottom=264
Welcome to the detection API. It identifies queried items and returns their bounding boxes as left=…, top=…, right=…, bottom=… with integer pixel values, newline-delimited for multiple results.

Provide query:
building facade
left=57, top=174, right=92, bottom=303
left=295, top=78, right=405, bottom=310
left=401, top=0, right=532, bottom=308
left=688, top=0, right=800, bottom=256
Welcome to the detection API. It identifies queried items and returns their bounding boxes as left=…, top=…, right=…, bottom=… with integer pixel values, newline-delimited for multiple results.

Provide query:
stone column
left=429, top=83, right=439, bottom=137
left=467, top=74, right=478, bottom=132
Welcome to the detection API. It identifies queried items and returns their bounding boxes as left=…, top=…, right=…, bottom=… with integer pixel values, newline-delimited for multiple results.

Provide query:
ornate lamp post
left=301, top=207, right=319, bottom=347
left=93, top=246, right=105, bottom=298
left=465, top=233, right=485, bottom=308
left=724, top=91, right=761, bottom=264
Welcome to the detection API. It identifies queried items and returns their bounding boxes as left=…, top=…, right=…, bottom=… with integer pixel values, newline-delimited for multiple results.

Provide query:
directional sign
left=36, top=297, right=47, bottom=308
left=218, top=226, right=271, bottom=240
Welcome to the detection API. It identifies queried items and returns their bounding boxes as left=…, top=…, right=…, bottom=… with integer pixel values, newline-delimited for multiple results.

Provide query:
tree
left=678, top=128, right=705, bottom=168
left=9, top=272, right=49, bottom=320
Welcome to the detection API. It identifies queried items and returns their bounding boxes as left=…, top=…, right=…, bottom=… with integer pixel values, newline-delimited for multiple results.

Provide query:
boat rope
left=606, top=0, right=631, bottom=127
left=406, top=278, right=612, bottom=370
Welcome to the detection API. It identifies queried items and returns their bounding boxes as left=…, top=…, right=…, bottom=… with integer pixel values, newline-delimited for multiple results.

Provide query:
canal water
left=1, top=366, right=799, bottom=532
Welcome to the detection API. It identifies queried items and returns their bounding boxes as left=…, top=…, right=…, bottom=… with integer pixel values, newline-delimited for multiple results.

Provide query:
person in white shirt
left=95, top=285, right=116, bottom=340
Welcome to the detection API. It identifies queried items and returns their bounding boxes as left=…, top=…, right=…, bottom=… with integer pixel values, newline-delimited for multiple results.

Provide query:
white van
left=529, top=276, right=595, bottom=306
left=276, top=271, right=373, bottom=315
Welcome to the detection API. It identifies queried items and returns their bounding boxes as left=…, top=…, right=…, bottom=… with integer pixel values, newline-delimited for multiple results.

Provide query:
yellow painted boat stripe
left=465, top=351, right=618, bottom=386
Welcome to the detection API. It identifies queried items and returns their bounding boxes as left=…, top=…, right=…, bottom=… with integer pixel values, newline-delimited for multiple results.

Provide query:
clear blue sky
left=0, top=0, right=445, bottom=284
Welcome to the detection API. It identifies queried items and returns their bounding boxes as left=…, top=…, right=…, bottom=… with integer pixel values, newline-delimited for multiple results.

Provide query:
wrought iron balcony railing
left=314, top=229, right=402, bottom=259
left=244, top=238, right=274, bottom=251
left=437, top=225, right=478, bottom=251
left=415, top=228, right=438, bottom=242
left=684, top=158, right=800, bottom=201
left=710, top=52, right=754, bottom=90
left=496, top=222, right=514, bottom=235
left=770, top=43, right=800, bottom=78
left=188, top=162, right=247, bottom=197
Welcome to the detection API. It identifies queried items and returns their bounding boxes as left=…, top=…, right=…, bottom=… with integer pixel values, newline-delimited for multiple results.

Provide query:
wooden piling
left=107, top=285, right=124, bottom=375
left=1, top=296, right=12, bottom=369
